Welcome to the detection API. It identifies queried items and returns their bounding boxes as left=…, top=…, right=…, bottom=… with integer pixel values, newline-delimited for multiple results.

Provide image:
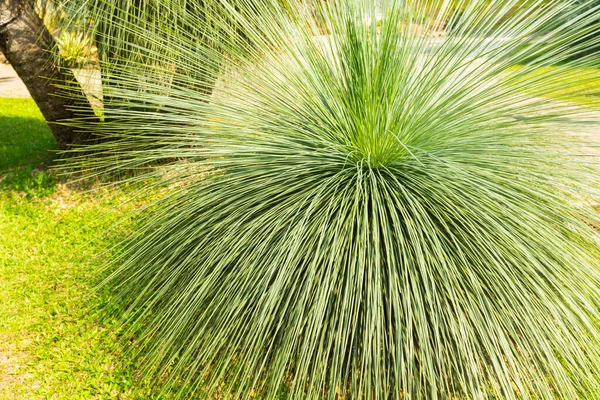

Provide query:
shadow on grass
left=0, top=112, right=58, bottom=196
left=0, top=115, right=57, bottom=170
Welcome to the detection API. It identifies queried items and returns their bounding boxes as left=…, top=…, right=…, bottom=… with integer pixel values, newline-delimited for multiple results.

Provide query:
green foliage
left=34, top=0, right=67, bottom=35
left=569, top=0, right=600, bottom=58
left=55, top=30, right=97, bottom=67
left=33, top=0, right=97, bottom=67
left=85, top=0, right=227, bottom=100
left=65, top=0, right=600, bottom=399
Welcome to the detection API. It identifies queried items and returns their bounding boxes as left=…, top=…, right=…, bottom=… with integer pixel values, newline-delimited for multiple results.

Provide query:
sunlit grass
left=510, top=65, right=600, bottom=109
left=0, top=98, right=162, bottom=399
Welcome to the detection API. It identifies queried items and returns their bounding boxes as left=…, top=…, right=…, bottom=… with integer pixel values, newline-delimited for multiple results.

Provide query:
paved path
left=0, top=63, right=102, bottom=108
left=0, top=63, right=30, bottom=98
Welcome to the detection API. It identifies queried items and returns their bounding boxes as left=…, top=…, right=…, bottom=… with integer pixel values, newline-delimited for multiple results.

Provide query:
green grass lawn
left=0, top=99, right=160, bottom=399
left=511, top=65, right=600, bottom=109
left=0, top=99, right=58, bottom=170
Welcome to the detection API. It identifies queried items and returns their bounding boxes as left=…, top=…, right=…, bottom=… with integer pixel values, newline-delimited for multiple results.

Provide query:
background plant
left=33, top=0, right=97, bottom=67
left=55, top=30, right=97, bottom=67
left=34, top=0, right=65, bottom=35
left=64, top=0, right=600, bottom=399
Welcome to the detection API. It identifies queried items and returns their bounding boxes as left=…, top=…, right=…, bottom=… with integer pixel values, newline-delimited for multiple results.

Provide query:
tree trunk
left=0, top=0, right=92, bottom=149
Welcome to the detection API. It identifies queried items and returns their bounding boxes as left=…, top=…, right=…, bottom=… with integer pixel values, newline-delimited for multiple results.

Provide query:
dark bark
left=0, top=0, right=92, bottom=149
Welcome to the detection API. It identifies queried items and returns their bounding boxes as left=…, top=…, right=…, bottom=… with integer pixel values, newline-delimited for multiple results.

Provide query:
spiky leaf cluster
left=67, top=0, right=600, bottom=398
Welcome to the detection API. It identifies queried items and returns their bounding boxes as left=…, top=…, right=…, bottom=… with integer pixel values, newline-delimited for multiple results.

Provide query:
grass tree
left=85, top=0, right=246, bottom=112
left=66, top=0, right=600, bottom=398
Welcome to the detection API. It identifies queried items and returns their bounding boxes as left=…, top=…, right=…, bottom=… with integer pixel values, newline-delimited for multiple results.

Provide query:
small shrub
left=55, top=31, right=97, bottom=68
